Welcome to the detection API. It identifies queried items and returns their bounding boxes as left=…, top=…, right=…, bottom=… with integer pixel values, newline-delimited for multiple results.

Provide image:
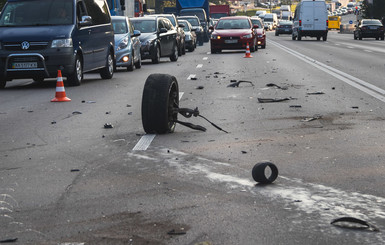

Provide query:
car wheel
left=182, top=42, right=186, bottom=55
left=170, top=43, right=178, bottom=62
left=127, top=52, right=134, bottom=72
left=292, top=33, right=296, bottom=40
left=297, top=33, right=302, bottom=41
left=376, top=37, right=379, bottom=40
left=135, top=52, right=142, bottom=69
left=0, top=79, right=6, bottom=89
left=275, top=32, right=278, bottom=36
left=100, top=50, right=114, bottom=79
left=317, top=36, right=321, bottom=41
left=359, top=36, right=362, bottom=40
left=152, top=45, right=160, bottom=64
left=141, top=73, right=179, bottom=134
left=381, top=36, right=385, bottom=40
left=33, top=77, right=44, bottom=83
left=354, top=33, right=357, bottom=40
left=67, top=54, right=83, bottom=86
left=322, top=35, right=327, bottom=41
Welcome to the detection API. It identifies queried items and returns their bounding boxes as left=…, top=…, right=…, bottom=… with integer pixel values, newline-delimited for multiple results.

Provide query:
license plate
left=285, top=29, right=290, bottom=32
left=12, top=62, right=37, bottom=69
left=225, top=39, right=238, bottom=44
left=369, top=26, right=377, bottom=30
left=304, top=24, right=312, bottom=28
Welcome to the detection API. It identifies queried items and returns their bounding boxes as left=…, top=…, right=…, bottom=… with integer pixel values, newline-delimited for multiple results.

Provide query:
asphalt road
left=1, top=26, right=385, bottom=244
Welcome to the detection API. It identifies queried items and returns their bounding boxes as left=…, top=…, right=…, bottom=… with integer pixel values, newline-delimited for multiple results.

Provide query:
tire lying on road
left=252, top=162, right=279, bottom=184
left=141, top=74, right=179, bottom=134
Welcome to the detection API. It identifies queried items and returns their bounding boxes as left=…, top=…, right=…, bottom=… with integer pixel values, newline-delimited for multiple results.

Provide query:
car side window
left=164, top=19, right=172, bottom=30
left=83, top=0, right=111, bottom=25
left=158, top=19, right=165, bottom=30
left=77, top=1, right=88, bottom=22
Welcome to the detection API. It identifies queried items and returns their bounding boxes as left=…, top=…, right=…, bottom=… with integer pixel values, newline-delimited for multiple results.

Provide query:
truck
left=176, top=0, right=210, bottom=42
left=209, top=5, right=230, bottom=19
left=106, top=0, right=146, bottom=17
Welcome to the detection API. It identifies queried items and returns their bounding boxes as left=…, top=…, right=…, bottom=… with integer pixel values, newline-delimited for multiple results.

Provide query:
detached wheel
left=141, top=74, right=179, bottom=134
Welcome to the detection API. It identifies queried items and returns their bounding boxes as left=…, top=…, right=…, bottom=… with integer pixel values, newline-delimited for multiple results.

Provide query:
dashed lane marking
left=187, top=74, right=196, bottom=80
left=196, top=64, right=203, bottom=68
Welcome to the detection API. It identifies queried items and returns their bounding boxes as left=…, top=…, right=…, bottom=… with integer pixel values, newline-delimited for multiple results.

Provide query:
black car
left=354, top=19, right=384, bottom=40
left=275, top=20, right=293, bottom=36
left=177, top=16, right=204, bottom=46
left=153, top=14, right=186, bottom=56
left=131, top=16, right=179, bottom=64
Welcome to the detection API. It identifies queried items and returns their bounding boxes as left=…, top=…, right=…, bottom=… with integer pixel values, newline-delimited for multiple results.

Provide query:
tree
left=361, top=0, right=385, bottom=19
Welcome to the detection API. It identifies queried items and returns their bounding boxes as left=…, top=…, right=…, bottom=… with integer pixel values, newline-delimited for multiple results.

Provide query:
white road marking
left=196, top=64, right=203, bottom=68
left=270, top=40, right=385, bottom=103
left=132, top=93, right=184, bottom=151
left=364, top=49, right=373, bottom=53
left=187, top=74, right=196, bottom=80
left=203, top=57, right=208, bottom=60
left=337, top=41, right=385, bottom=53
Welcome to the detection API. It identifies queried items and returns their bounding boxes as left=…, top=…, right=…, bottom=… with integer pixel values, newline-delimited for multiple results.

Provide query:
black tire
left=297, top=33, right=302, bottom=41
left=252, top=162, right=279, bottom=184
left=67, top=54, right=83, bottom=86
left=322, top=35, right=327, bottom=41
left=376, top=37, right=379, bottom=40
left=359, top=35, right=362, bottom=40
left=317, top=36, right=321, bottom=41
left=261, top=43, right=266, bottom=49
left=100, top=50, right=114, bottom=79
left=0, top=79, right=6, bottom=89
left=275, top=32, right=279, bottom=36
left=292, top=34, right=296, bottom=40
left=127, top=52, right=134, bottom=72
left=354, top=33, right=357, bottom=40
left=141, top=74, right=179, bottom=134
left=152, top=45, right=160, bottom=64
left=170, top=43, right=178, bottom=62
left=135, top=52, right=142, bottom=69
left=182, top=42, right=186, bottom=55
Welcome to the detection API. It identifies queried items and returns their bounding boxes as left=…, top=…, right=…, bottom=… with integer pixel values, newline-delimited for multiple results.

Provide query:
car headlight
left=242, top=34, right=252, bottom=39
left=117, top=37, right=129, bottom=51
left=211, top=35, right=221, bottom=39
left=51, top=38, right=73, bottom=48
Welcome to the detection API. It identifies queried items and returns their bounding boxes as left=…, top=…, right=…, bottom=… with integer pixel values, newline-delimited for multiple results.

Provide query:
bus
left=328, top=15, right=341, bottom=30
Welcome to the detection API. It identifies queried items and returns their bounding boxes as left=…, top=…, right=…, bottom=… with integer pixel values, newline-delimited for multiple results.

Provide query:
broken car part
left=252, top=162, right=279, bottom=184
left=141, top=74, right=228, bottom=134
left=257, top=98, right=290, bottom=103
left=227, top=80, right=254, bottom=87
left=331, top=217, right=379, bottom=232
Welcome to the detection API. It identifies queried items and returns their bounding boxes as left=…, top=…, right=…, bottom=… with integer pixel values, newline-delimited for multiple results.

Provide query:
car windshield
left=264, top=18, right=273, bottom=22
left=164, top=16, right=176, bottom=26
left=179, top=18, right=199, bottom=26
left=216, top=19, right=251, bottom=29
left=251, top=19, right=262, bottom=27
left=0, top=0, right=73, bottom=27
left=180, top=10, right=205, bottom=22
left=112, top=19, right=128, bottom=34
left=131, top=19, right=156, bottom=33
left=362, top=20, right=382, bottom=25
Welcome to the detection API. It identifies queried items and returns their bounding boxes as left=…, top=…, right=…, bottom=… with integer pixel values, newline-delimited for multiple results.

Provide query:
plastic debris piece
left=0, top=238, right=18, bottom=243
left=51, top=121, right=56, bottom=124
left=70, top=169, right=80, bottom=172
left=190, top=77, right=197, bottom=80
left=258, top=98, right=290, bottom=103
left=72, top=111, right=82, bottom=115
left=307, top=91, right=325, bottom=95
left=228, top=80, right=254, bottom=87
left=167, top=229, right=186, bottom=236
left=290, top=105, right=302, bottom=108
left=104, top=123, right=113, bottom=129
left=351, top=106, right=359, bottom=109
left=331, top=217, right=380, bottom=232
left=301, top=115, right=322, bottom=122
left=196, top=86, right=204, bottom=89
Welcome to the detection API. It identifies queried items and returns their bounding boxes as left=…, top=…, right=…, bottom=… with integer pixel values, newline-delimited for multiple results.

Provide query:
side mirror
left=179, top=23, right=185, bottom=28
left=79, top=16, right=92, bottom=26
left=159, top=28, right=168, bottom=33
left=209, top=26, right=214, bottom=30
left=133, top=30, right=141, bottom=37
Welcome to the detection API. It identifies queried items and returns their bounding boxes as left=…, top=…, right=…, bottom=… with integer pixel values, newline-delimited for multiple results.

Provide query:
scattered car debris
left=82, top=100, right=96, bottom=103
left=331, top=217, right=380, bottom=232
left=301, top=115, right=322, bottom=122
left=190, top=77, right=198, bottom=80
left=258, top=98, right=290, bottom=103
left=241, top=151, right=247, bottom=154
left=265, top=83, right=288, bottom=90
left=70, top=169, right=80, bottom=172
left=128, top=112, right=133, bottom=115
left=106, top=111, right=111, bottom=114
left=351, top=106, right=359, bottom=109
left=167, top=228, right=186, bottom=236
left=104, top=123, right=113, bottom=129
left=72, top=111, right=82, bottom=115
left=252, top=162, right=278, bottom=184
left=126, top=104, right=132, bottom=107
left=307, top=91, right=325, bottom=95
left=51, top=121, right=56, bottom=124
left=227, top=80, right=254, bottom=87
left=196, top=86, right=204, bottom=90
left=0, top=238, right=18, bottom=243
left=289, top=105, right=302, bottom=108
left=214, top=72, right=222, bottom=74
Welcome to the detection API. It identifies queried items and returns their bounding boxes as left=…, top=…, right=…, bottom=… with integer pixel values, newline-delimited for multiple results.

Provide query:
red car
left=210, top=16, right=258, bottom=53
left=250, top=17, right=266, bottom=49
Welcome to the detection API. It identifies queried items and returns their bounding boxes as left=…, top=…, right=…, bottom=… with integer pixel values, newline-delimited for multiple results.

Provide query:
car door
left=158, top=19, right=169, bottom=56
left=76, top=0, right=94, bottom=71
left=128, top=19, right=140, bottom=62
left=164, top=19, right=177, bottom=55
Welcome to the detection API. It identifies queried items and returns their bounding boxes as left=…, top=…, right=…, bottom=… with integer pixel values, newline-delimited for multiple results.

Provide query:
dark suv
left=177, top=16, right=204, bottom=46
left=0, top=0, right=115, bottom=88
left=153, top=14, right=186, bottom=56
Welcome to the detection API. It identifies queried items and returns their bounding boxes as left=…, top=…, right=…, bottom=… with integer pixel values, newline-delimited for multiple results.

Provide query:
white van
left=263, top=13, right=278, bottom=30
left=255, top=10, right=267, bottom=17
left=292, top=0, right=328, bottom=41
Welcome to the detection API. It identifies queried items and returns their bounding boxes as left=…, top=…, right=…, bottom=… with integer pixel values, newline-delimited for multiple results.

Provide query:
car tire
left=182, top=42, right=186, bottom=55
left=381, top=36, right=385, bottom=40
left=170, top=43, right=178, bottom=62
left=135, top=52, right=142, bottom=69
left=292, top=33, right=296, bottom=40
left=322, top=35, right=327, bottom=41
left=275, top=32, right=278, bottom=36
left=0, top=79, right=6, bottom=89
left=354, top=33, right=357, bottom=40
left=141, top=73, right=179, bottom=134
left=100, top=50, right=114, bottom=79
left=67, top=54, right=83, bottom=86
left=127, top=52, right=134, bottom=72
left=376, top=37, right=379, bottom=40
left=152, top=45, right=160, bottom=64
left=297, top=33, right=302, bottom=41
left=317, top=36, right=321, bottom=41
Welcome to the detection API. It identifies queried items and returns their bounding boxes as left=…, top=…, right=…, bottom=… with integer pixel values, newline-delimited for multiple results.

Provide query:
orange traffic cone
left=243, top=43, right=253, bottom=58
left=51, top=70, right=71, bottom=102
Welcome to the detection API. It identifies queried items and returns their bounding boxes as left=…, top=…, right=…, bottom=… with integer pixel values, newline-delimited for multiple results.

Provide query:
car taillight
left=299, top=20, right=302, bottom=26
left=326, top=20, right=329, bottom=26
left=379, top=26, right=384, bottom=31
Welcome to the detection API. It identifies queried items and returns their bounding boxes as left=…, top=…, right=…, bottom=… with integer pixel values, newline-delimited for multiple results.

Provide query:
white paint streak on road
left=196, top=64, right=203, bottom=69
left=187, top=74, right=196, bottom=80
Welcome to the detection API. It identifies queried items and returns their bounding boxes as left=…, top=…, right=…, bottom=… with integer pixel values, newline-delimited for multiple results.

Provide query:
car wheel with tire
left=127, top=52, right=134, bottom=72
left=67, top=54, right=83, bottom=86
left=135, top=52, right=142, bottom=69
left=170, top=43, right=178, bottom=62
left=292, top=33, right=296, bottom=40
left=152, top=45, right=160, bottom=64
left=297, top=33, right=302, bottom=41
left=0, top=79, right=6, bottom=89
left=100, top=50, right=114, bottom=79
left=141, top=73, right=179, bottom=134
left=322, top=35, right=327, bottom=41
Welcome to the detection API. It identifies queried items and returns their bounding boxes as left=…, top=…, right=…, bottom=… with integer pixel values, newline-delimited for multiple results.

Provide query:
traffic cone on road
left=243, top=43, right=253, bottom=58
left=51, top=70, right=71, bottom=102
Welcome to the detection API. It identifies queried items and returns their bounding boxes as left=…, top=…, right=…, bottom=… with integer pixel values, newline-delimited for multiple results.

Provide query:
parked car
left=210, top=16, right=258, bottom=54
left=112, top=16, right=141, bottom=71
left=0, top=0, right=115, bottom=88
left=152, top=14, right=186, bottom=56
left=250, top=17, right=266, bottom=49
left=178, top=16, right=204, bottom=46
left=130, top=16, right=179, bottom=64
left=354, top=19, right=384, bottom=40
left=178, top=19, right=197, bottom=52
left=275, top=20, right=293, bottom=36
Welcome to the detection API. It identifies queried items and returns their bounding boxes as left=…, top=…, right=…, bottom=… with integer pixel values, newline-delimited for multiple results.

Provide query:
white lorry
left=292, top=0, right=328, bottom=41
